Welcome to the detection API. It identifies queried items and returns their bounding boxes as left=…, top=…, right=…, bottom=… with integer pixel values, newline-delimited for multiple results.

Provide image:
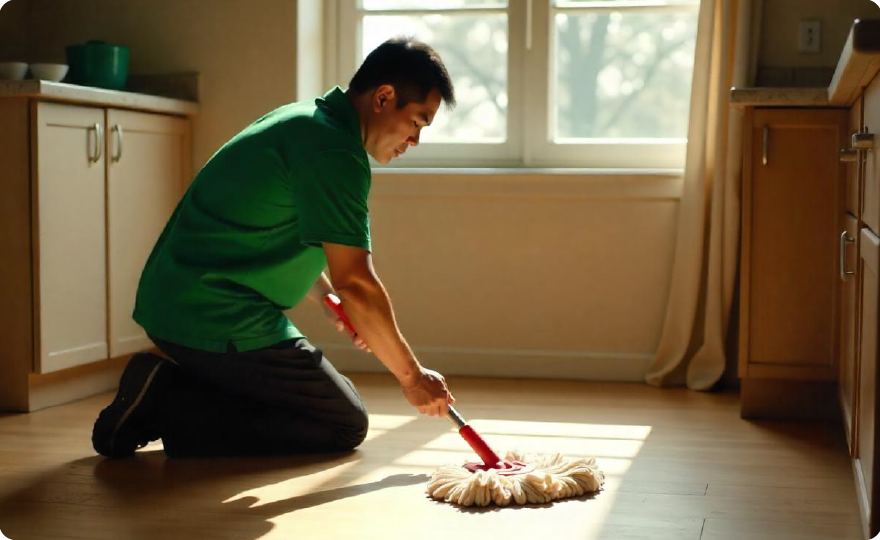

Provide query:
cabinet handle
left=112, top=124, right=123, bottom=162
left=840, top=149, right=858, bottom=162
left=840, top=231, right=855, bottom=280
left=525, top=0, right=533, bottom=50
left=762, top=126, right=768, bottom=166
left=90, top=123, right=103, bottom=163
left=88, top=123, right=100, bottom=163
left=852, top=130, right=874, bottom=150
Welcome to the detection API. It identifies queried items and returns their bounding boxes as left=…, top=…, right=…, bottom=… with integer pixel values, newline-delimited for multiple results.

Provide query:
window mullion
left=522, top=0, right=551, bottom=167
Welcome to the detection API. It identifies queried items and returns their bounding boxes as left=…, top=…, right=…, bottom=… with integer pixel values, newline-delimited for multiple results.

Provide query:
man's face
left=364, top=85, right=442, bottom=164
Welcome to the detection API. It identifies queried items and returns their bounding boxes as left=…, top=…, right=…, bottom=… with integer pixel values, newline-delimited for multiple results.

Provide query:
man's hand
left=322, top=299, right=371, bottom=352
left=400, top=367, right=456, bottom=417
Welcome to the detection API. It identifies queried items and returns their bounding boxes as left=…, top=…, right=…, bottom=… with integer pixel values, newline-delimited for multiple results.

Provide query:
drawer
left=863, top=75, right=880, bottom=233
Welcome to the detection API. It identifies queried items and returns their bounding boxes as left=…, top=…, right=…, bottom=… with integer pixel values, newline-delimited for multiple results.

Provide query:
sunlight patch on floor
left=363, top=414, right=420, bottom=442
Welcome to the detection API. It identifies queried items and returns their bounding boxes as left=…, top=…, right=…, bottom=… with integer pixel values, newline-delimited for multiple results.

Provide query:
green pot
left=65, top=40, right=129, bottom=90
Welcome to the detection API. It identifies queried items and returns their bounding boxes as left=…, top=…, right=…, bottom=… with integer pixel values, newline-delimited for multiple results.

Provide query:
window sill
left=371, top=167, right=685, bottom=176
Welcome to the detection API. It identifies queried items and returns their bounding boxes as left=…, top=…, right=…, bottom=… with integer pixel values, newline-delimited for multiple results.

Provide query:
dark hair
left=348, top=37, right=456, bottom=109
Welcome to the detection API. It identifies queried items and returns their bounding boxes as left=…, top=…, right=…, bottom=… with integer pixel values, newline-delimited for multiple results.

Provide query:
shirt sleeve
left=295, top=150, right=372, bottom=251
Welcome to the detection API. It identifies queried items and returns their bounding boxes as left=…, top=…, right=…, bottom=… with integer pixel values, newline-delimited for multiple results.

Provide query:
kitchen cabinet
left=738, top=108, right=848, bottom=419
left=734, top=18, right=880, bottom=538
left=853, top=72, right=880, bottom=539
left=0, top=86, right=194, bottom=412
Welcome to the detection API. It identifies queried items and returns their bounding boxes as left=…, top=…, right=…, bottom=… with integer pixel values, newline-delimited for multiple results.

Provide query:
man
left=91, top=38, right=457, bottom=458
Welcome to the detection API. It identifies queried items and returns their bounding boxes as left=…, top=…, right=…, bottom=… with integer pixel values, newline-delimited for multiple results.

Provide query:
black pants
left=149, top=335, right=369, bottom=458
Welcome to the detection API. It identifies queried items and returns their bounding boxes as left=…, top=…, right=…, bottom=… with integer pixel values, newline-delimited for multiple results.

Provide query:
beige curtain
left=645, top=0, right=755, bottom=389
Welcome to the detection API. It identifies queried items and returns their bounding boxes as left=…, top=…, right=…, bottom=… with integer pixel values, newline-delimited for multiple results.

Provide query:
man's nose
left=408, top=133, right=420, bottom=146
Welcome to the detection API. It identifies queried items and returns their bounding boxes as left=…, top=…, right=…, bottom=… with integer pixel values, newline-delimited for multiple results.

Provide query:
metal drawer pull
left=840, top=148, right=858, bottom=162
left=852, top=131, right=874, bottom=150
left=112, top=124, right=123, bottom=162
left=840, top=231, right=855, bottom=280
left=762, top=126, right=768, bottom=165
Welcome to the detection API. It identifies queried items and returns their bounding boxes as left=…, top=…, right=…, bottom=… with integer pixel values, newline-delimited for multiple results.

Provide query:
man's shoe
left=92, top=352, right=170, bottom=458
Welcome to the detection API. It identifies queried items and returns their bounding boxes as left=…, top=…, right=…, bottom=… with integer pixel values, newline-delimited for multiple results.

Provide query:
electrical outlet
left=798, top=20, right=821, bottom=53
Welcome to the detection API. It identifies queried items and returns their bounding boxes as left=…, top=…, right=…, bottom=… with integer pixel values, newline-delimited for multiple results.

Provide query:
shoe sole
left=93, top=356, right=164, bottom=457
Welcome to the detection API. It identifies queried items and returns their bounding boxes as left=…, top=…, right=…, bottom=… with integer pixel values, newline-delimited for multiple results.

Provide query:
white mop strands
left=427, top=449, right=605, bottom=507
left=427, top=407, right=605, bottom=507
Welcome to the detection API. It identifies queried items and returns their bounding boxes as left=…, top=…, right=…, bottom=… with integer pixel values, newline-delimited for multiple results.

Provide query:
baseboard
left=740, top=377, right=841, bottom=421
left=26, top=356, right=128, bottom=412
left=319, top=344, right=652, bottom=382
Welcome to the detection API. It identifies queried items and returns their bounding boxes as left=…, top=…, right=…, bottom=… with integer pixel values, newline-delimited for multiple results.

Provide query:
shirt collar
left=317, top=86, right=362, bottom=143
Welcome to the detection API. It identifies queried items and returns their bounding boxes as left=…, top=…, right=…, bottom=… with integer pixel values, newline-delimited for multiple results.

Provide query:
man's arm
left=322, top=242, right=454, bottom=417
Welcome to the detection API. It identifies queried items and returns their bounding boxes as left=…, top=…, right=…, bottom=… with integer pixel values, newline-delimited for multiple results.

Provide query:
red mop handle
left=324, top=293, right=356, bottom=336
left=458, top=423, right=503, bottom=468
left=448, top=405, right=503, bottom=468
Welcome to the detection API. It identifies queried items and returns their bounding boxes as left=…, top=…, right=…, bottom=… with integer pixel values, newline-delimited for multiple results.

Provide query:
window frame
left=334, top=0, right=699, bottom=169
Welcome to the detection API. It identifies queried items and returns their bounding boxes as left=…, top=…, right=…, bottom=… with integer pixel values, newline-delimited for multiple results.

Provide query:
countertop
left=731, top=19, right=880, bottom=108
left=0, top=79, right=198, bottom=116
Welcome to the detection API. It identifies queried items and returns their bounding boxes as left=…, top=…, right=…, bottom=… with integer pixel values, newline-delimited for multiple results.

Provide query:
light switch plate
left=798, top=20, right=821, bottom=53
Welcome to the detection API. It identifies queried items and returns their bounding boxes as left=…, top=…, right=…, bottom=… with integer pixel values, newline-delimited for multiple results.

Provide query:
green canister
left=65, top=40, right=129, bottom=90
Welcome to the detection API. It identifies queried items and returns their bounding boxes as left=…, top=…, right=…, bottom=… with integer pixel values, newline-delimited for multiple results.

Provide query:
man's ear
left=373, top=84, right=396, bottom=112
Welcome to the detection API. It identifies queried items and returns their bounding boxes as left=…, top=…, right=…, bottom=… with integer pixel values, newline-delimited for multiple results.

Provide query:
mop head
left=427, top=450, right=605, bottom=507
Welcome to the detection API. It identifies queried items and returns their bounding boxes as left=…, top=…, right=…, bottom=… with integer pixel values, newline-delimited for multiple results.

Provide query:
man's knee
left=333, top=408, right=369, bottom=451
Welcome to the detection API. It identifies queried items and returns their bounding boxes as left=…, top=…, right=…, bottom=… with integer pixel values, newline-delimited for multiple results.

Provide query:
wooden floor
left=0, top=373, right=864, bottom=540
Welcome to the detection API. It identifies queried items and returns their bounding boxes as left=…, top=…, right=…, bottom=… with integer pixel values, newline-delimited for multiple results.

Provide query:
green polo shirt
left=133, top=87, right=371, bottom=352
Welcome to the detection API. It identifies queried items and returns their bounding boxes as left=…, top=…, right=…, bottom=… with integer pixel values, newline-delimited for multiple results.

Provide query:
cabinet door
left=106, top=109, right=190, bottom=357
left=33, top=102, right=107, bottom=373
left=857, top=226, right=880, bottom=536
left=841, top=212, right=860, bottom=455
left=864, top=76, right=880, bottom=233
left=743, top=108, right=847, bottom=377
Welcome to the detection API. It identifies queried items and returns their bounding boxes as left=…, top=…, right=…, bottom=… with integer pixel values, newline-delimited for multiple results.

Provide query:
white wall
left=288, top=171, right=681, bottom=381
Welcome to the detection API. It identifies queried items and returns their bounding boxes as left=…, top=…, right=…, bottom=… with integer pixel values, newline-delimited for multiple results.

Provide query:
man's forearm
left=334, top=278, right=420, bottom=386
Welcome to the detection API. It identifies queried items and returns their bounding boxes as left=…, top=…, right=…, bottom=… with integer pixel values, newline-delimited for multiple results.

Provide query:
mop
left=324, top=294, right=605, bottom=507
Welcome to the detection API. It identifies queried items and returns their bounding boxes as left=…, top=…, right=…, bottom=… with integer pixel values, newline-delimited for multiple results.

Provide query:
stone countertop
left=732, top=19, right=880, bottom=108
left=0, top=79, right=198, bottom=116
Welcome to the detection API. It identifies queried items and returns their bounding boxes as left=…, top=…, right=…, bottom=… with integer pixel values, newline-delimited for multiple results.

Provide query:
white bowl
left=0, top=62, right=28, bottom=80
left=30, top=63, right=69, bottom=82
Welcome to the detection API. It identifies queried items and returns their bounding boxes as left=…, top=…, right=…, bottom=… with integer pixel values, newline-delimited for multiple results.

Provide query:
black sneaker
left=92, top=352, right=171, bottom=458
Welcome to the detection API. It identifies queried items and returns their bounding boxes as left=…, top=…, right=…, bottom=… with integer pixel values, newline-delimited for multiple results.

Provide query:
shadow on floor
left=0, top=450, right=429, bottom=539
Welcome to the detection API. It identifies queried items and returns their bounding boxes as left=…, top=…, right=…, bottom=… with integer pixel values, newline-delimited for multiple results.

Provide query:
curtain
left=645, top=0, right=754, bottom=389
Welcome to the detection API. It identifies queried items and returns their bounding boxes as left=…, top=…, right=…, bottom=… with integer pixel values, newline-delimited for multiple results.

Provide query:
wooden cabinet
left=739, top=108, right=848, bottom=418
left=0, top=95, right=192, bottom=412
left=850, top=72, right=880, bottom=540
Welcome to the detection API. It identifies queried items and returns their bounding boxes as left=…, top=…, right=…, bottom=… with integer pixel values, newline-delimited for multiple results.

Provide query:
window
left=334, top=0, right=699, bottom=168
